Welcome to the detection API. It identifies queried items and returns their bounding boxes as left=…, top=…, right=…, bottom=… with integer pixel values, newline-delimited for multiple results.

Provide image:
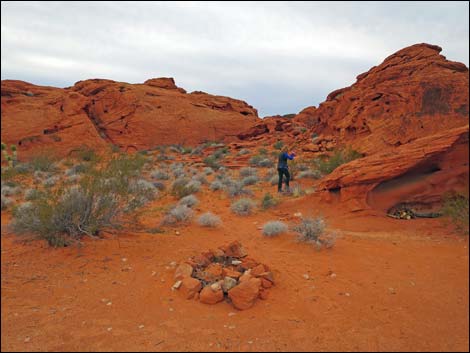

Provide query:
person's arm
left=286, top=152, right=295, bottom=160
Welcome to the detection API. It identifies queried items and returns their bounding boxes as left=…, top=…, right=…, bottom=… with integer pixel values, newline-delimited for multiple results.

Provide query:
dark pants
left=277, top=168, right=290, bottom=191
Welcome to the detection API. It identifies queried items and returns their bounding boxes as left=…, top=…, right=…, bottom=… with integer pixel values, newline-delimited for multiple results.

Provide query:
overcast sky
left=2, top=1, right=469, bottom=117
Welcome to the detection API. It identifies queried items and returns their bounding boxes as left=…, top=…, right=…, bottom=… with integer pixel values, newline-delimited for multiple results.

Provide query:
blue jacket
left=277, top=152, right=295, bottom=169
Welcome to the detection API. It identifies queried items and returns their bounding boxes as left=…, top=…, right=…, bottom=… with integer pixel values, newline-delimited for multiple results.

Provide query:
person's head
left=281, top=146, right=288, bottom=153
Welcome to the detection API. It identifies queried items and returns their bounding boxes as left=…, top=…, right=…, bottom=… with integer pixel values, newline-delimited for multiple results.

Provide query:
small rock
left=389, top=287, right=396, bottom=294
left=228, top=312, right=236, bottom=317
left=222, top=277, right=238, bottom=292
left=107, top=327, right=113, bottom=332
left=172, top=280, right=182, bottom=290
left=174, top=263, right=193, bottom=280
left=200, top=285, right=224, bottom=304
left=228, top=278, right=261, bottom=310
left=24, top=337, right=31, bottom=343
left=294, top=212, right=302, bottom=217
left=138, top=325, right=145, bottom=329
left=179, top=277, right=202, bottom=299
left=302, top=274, right=310, bottom=280
left=231, top=260, right=242, bottom=265
left=121, top=258, right=127, bottom=262
left=175, top=231, right=180, bottom=236
left=330, top=273, right=337, bottom=278
left=169, top=307, right=174, bottom=312
left=106, top=302, right=112, bottom=306
left=345, top=292, right=350, bottom=297
left=210, top=282, right=221, bottom=291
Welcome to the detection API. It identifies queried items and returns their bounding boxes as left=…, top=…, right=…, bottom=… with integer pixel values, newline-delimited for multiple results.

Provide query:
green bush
left=30, top=153, right=58, bottom=172
left=273, top=141, right=284, bottom=150
left=314, top=147, right=362, bottom=175
left=261, top=193, right=278, bottom=210
left=442, top=191, right=469, bottom=234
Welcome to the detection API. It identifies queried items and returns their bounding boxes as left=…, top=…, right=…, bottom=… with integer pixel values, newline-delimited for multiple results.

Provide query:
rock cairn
left=173, top=241, right=274, bottom=310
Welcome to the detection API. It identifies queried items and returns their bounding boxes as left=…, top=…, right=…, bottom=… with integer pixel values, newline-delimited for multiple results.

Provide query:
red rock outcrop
left=238, top=43, right=469, bottom=212
left=1, top=78, right=259, bottom=159
left=300, top=43, right=468, bottom=156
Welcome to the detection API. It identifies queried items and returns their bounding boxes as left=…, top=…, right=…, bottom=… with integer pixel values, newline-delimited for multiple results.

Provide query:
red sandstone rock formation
left=1, top=78, right=259, bottom=159
left=238, top=43, right=469, bottom=212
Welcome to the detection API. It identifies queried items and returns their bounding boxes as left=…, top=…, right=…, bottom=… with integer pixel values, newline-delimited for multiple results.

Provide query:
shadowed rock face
left=1, top=78, right=259, bottom=159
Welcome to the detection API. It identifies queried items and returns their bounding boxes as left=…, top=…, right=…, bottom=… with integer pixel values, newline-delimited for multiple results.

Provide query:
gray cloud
left=1, top=1, right=468, bottom=116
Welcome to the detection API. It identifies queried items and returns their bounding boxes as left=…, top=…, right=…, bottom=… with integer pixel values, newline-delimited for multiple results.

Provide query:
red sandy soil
left=1, top=181, right=468, bottom=351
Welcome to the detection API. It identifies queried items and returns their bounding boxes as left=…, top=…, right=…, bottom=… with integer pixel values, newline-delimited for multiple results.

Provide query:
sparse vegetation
left=241, top=175, right=259, bottom=186
left=441, top=190, right=469, bottom=234
left=262, top=221, right=288, bottom=236
left=162, top=205, right=194, bottom=225
left=178, top=194, right=199, bottom=208
left=273, top=140, right=284, bottom=150
left=239, top=167, right=258, bottom=177
left=197, top=212, right=221, bottom=227
left=293, top=216, right=336, bottom=249
left=314, top=146, right=362, bottom=175
left=231, top=198, right=256, bottom=216
left=10, top=153, right=151, bottom=247
left=261, top=192, right=279, bottom=209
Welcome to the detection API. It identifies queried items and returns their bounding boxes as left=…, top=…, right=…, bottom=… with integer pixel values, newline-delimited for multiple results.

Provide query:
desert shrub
left=273, top=140, right=284, bottom=150
left=293, top=216, right=336, bottom=249
left=237, top=148, right=250, bottom=155
left=225, top=180, right=252, bottom=198
left=185, top=180, right=201, bottom=193
left=162, top=205, right=194, bottom=225
left=192, top=174, right=208, bottom=185
left=269, top=175, right=279, bottom=185
left=190, top=145, right=205, bottom=156
left=152, top=182, right=166, bottom=191
left=171, top=178, right=200, bottom=198
left=107, top=153, right=146, bottom=178
left=297, top=170, right=321, bottom=179
left=65, top=164, right=89, bottom=176
left=151, top=169, right=170, bottom=180
left=203, top=167, right=214, bottom=175
left=30, top=154, right=58, bottom=172
left=76, top=146, right=100, bottom=162
left=1, top=195, right=13, bottom=210
left=262, top=221, right=288, bottom=236
left=203, top=155, right=221, bottom=170
left=210, top=180, right=224, bottom=191
left=178, top=194, right=199, bottom=208
left=43, top=176, right=60, bottom=187
left=172, top=167, right=186, bottom=178
left=231, top=198, right=256, bottom=216
left=239, top=167, right=258, bottom=178
left=261, top=192, right=278, bottom=209
left=13, top=163, right=32, bottom=174
left=258, top=148, right=268, bottom=156
left=241, top=175, right=259, bottom=186
left=126, top=179, right=158, bottom=210
left=291, top=183, right=304, bottom=197
left=259, top=158, right=274, bottom=168
left=24, top=188, right=45, bottom=201
left=441, top=191, right=469, bottom=234
left=1, top=184, right=20, bottom=196
left=249, top=155, right=263, bottom=166
left=314, top=147, right=362, bottom=175
left=263, top=168, right=277, bottom=181
left=10, top=153, right=152, bottom=247
left=197, top=212, right=221, bottom=227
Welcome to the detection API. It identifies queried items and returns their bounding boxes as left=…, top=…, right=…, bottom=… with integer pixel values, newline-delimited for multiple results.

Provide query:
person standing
left=277, top=146, right=295, bottom=193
